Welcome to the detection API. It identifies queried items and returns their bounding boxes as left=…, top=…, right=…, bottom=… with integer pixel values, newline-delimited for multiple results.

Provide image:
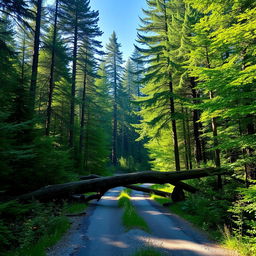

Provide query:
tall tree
left=105, top=32, right=123, bottom=166
left=59, top=0, right=101, bottom=149
left=135, top=0, right=181, bottom=171
left=29, top=0, right=43, bottom=113
left=45, top=0, right=59, bottom=136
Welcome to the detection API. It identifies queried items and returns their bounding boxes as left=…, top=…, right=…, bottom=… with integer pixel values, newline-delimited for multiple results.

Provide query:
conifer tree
left=59, top=0, right=101, bottom=149
left=29, top=0, right=43, bottom=113
left=105, top=32, right=123, bottom=166
left=135, top=0, right=182, bottom=171
left=45, top=0, right=59, bottom=136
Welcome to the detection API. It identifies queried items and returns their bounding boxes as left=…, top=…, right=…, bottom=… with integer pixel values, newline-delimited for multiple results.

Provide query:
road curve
left=47, top=187, right=238, bottom=256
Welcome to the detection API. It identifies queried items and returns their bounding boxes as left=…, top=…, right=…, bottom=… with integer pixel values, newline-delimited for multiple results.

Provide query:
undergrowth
left=0, top=200, right=87, bottom=256
left=118, top=190, right=149, bottom=232
left=150, top=178, right=256, bottom=256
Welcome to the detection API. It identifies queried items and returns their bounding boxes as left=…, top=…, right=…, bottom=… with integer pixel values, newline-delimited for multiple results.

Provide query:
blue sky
left=46, top=0, right=146, bottom=61
left=90, top=0, right=146, bottom=61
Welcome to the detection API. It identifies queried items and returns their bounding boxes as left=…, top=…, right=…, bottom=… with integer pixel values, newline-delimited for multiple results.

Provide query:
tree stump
left=171, top=186, right=185, bottom=202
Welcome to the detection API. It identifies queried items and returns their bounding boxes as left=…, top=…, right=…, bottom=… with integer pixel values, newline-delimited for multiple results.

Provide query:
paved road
left=48, top=187, right=238, bottom=256
left=130, top=190, right=237, bottom=256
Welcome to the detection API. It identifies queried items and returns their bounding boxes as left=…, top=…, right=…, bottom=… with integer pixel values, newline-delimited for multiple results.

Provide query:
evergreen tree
left=59, top=0, right=101, bottom=149
left=29, top=0, right=43, bottom=113
left=81, top=63, right=112, bottom=174
left=135, top=0, right=182, bottom=171
left=105, top=32, right=123, bottom=166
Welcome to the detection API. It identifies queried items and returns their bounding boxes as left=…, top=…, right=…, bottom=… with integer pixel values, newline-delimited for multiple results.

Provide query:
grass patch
left=132, top=247, right=163, bottom=256
left=64, top=202, right=87, bottom=214
left=223, top=236, right=255, bottom=256
left=3, top=201, right=88, bottom=256
left=5, top=216, right=70, bottom=256
left=118, top=191, right=150, bottom=232
left=150, top=184, right=174, bottom=193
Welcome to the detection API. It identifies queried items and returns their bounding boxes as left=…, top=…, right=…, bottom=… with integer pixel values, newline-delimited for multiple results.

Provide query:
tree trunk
left=190, top=77, right=203, bottom=166
left=206, top=46, right=222, bottom=189
left=209, top=91, right=222, bottom=189
left=169, top=78, right=181, bottom=171
left=45, top=0, right=59, bottom=136
left=84, top=101, right=90, bottom=171
left=162, top=1, right=180, bottom=171
left=69, top=10, right=78, bottom=148
left=80, top=175, right=198, bottom=194
left=29, top=0, right=42, bottom=114
left=112, top=55, right=118, bottom=166
left=18, top=168, right=229, bottom=202
left=245, top=118, right=255, bottom=181
left=79, top=71, right=87, bottom=162
left=181, top=106, right=189, bottom=170
left=185, top=108, right=193, bottom=169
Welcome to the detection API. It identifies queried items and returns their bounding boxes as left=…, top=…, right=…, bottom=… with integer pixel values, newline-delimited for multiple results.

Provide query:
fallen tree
left=80, top=175, right=198, bottom=194
left=71, top=185, right=173, bottom=203
left=18, top=168, right=230, bottom=202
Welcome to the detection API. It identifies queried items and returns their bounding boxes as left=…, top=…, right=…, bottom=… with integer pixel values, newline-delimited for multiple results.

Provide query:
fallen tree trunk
left=80, top=175, right=198, bottom=194
left=125, top=185, right=172, bottom=198
left=18, top=168, right=229, bottom=202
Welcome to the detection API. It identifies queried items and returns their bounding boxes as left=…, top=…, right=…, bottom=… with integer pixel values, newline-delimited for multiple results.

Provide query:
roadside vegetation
left=118, top=190, right=149, bottom=232
left=132, top=247, right=164, bottom=256
left=0, top=201, right=87, bottom=256
left=151, top=179, right=256, bottom=256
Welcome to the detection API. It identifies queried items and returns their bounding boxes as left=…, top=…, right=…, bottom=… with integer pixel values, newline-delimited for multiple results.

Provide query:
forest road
left=47, top=187, right=238, bottom=256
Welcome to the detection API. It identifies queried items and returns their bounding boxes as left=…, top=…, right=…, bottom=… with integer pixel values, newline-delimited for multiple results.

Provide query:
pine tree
left=105, top=32, right=123, bottom=166
left=29, top=0, right=43, bottom=114
left=80, top=63, right=112, bottom=174
left=45, top=0, right=59, bottom=136
left=135, top=0, right=182, bottom=171
left=59, top=0, right=101, bottom=149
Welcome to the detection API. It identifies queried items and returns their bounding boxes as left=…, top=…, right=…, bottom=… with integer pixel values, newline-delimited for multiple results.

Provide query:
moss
left=118, top=191, right=150, bottom=232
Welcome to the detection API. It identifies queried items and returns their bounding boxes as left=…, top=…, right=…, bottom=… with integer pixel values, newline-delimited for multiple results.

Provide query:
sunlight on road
left=101, top=237, right=129, bottom=248
left=136, top=236, right=238, bottom=256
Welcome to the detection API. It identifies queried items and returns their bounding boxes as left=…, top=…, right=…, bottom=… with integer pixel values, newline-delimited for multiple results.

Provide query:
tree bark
left=169, top=78, right=181, bottom=171
left=245, top=118, right=255, bottom=181
left=181, top=106, right=189, bottom=170
left=29, top=0, right=42, bottom=114
left=206, top=46, right=222, bottom=189
left=45, top=0, right=59, bottom=136
left=185, top=108, right=193, bottom=169
left=112, top=54, right=118, bottom=166
left=209, top=91, right=222, bottom=189
left=79, top=175, right=198, bottom=194
left=69, top=10, right=78, bottom=148
left=162, top=1, right=180, bottom=171
left=79, top=71, right=87, bottom=162
left=18, top=168, right=229, bottom=202
left=190, top=77, right=203, bottom=166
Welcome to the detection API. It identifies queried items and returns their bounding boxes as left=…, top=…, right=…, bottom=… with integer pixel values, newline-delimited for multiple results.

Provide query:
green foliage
left=0, top=200, right=70, bottom=255
left=151, top=179, right=256, bottom=255
left=119, top=156, right=144, bottom=172
left=228, top=185, right=256, bottom=255
left=6, top=136, right=74, bottom=193
left=63, top=202, right=87, bottom=214
left=133, top=247, right=163, bottom=256
left=0, top=199, right=89, bottom=256
left=5, top=216, right=70, bottom=256
left=118, top=191, right=150, bottom=232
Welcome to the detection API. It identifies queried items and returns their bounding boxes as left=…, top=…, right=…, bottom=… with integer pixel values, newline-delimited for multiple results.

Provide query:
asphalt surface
left=47, top=187, right=238, bottom=256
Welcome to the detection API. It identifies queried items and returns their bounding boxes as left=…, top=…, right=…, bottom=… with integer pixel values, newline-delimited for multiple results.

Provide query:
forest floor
left=47, top=187, right=238, bottom=256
